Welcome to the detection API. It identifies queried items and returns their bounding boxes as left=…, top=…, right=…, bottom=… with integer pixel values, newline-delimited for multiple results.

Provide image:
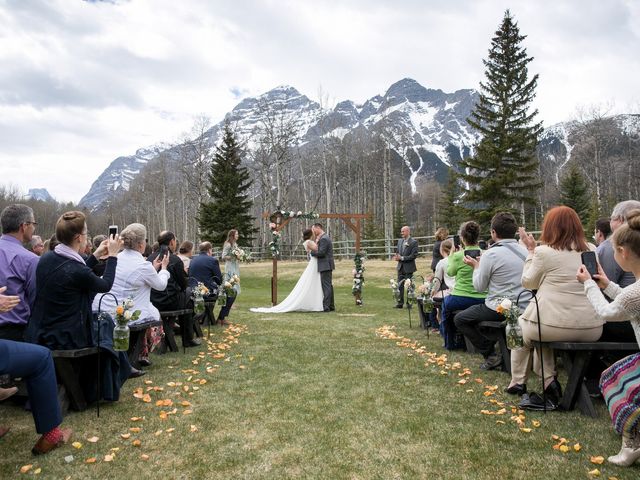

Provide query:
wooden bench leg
left=161, top=316, right=179, bottom=353
left=497, top=332, right=511, bottom=374
left=193, top=317, right=203, bottom=338
left=559, top=351, right=596, bottom=416
left=54, top=358, right=88, bottom=412
left=128, top=329, right=146, bottom=368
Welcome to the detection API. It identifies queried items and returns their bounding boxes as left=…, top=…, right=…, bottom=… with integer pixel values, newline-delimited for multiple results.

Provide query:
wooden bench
left=127, top=318, right=162, bottom=368
left=159, top=309, right=193, bottom=353
left=52, top=347, right=100, bottom=412
left=477, top=321, right=511, bottom=374
left=532, top=341, right=639, bottom=417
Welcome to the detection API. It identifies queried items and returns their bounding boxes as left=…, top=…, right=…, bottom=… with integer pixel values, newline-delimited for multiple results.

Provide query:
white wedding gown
left=250, top=241, right=323, bottom=313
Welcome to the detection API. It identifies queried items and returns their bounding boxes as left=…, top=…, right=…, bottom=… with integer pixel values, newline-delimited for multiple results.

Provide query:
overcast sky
left=1, top=0, right=638, bottom=203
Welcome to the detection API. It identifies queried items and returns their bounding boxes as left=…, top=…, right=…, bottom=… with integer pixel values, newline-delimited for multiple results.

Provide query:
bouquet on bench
left=496, top=297, right=523, bottom=349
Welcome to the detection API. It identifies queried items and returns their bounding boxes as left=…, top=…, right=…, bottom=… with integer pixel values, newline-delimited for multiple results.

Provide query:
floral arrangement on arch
left=275, top=210, right=320, bottom=220
left=351, top=252, right=366, bottom=306
left=268, top=222, right=281, bottom=258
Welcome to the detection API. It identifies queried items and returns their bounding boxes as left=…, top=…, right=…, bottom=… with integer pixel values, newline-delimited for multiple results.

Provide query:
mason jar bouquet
left=416, top=279, right=437, bottom=313
left=192, top=282, right=209, bottom=316
left=218, top=274, right=240, bottom=305
left=389, top=279, right=401, bottom=304
left=496, top=297, right=523, bottom=349
left=113, top=297, right=141, bottom=351
left=403, top=278, right=417, bottom=309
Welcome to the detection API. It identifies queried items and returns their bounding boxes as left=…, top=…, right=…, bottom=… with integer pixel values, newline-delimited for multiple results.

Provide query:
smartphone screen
left=464, top=249, right=481, bottom=259
left=108, top=225, right=118, bottom=237
left=159, top=244, right=169, bottom=260
left=453, top=235, right=460, bottom=249
left=581, top=251, right=598, bottom=277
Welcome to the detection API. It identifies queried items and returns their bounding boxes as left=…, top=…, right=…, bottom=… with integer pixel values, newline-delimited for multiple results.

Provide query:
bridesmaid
left=219, top=229, right=241, bottom=325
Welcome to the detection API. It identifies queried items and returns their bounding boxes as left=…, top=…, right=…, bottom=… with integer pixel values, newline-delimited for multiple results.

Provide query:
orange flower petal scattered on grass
left=532, top=420, right=541, bottom=427
left=72, top=441, right=82, bottom=449
left=590, top=456, right=605, bottom=465
left=104, top=454, right=114, bottom=462
left=130, top=417, right=143, bottom=422
left=559, top=445, right=570, bottom=453
left=165, top=428, right=175, bottom=433
left=144, top=380, right=153, bottom=385
left=183, top=409, right=193, bottom=415
left=129, top=427, right=141, bottom=433
left=154, top=430, right=163, bottom=436
left=141, top=454, right=150, bottom=461
left=132, top=440, right=141, bottom=447
left=87, top=436, right=99, bottom=443
left=19, top=465, right=33, bottom=474
left=573, top=443, right=581, bottom=452
left=588, top=469, right=601, bottom=476
left=520, top=428, right=532, bottom=433
left=142, top=394, right=152, bottom=403
left=120, top=433, right=131, bottom=439
left=190, top=425, right=198, bottom=432
left=33, top=468, right=41, bottom=475
left=85, top=458, right=97, bottom=464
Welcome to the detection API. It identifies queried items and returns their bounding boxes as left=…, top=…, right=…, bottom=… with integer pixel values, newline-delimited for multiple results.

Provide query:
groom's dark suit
left=311, top=233, right=335, bottom=311
left=396, top=236, right=418, bottom=307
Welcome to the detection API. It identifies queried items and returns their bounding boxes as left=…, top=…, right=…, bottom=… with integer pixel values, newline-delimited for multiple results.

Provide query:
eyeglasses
left=24, top=221, right=38, bottom=226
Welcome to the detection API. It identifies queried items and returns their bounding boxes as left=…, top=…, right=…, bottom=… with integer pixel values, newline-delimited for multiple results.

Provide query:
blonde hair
left=121, top=223, right=147, bottom=250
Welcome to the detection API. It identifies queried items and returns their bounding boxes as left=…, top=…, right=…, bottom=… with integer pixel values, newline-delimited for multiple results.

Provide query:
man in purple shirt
left=0, top=204, right=39, bottom=340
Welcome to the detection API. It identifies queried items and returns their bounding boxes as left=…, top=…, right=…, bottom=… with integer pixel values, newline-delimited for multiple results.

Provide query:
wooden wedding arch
left=263, top=211, right=371, bottom=305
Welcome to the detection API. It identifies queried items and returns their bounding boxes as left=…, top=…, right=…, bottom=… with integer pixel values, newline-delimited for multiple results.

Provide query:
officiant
left=393, top=225, right=418, bottom=308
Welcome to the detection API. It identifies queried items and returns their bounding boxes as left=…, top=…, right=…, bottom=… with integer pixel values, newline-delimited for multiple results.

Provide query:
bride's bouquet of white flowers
left=232, top=246, right=251, bottom=262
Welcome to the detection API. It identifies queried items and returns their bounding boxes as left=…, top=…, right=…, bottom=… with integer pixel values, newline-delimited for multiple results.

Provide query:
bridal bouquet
left=232, top=246, right=251, bottom=262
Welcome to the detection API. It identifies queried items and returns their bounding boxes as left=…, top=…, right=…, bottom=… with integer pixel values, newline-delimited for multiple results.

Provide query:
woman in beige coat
left=509, top=206, right=603, bottom=408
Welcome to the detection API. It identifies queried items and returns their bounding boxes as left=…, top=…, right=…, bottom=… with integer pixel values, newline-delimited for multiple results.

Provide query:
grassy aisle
left=0, top=260, right=630, bottom=478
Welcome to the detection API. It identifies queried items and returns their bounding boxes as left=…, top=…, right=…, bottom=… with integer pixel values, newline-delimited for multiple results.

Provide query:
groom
left=310, top=223, right=335, bottom=312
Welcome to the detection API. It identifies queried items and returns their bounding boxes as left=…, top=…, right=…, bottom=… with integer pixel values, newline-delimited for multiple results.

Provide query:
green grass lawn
left=0, top=259, right=631, bottom=478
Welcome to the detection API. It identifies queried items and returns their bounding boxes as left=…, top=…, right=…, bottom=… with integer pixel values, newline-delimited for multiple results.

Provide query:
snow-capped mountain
left=78, top=144, right=169, bottom=209
left=80, top=78, right=481, bottom=210
left=25, top=188, right=54, bottom=202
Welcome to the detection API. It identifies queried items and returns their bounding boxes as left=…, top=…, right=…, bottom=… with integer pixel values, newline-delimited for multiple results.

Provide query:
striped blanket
left=601, top=353, right=640, bottom=437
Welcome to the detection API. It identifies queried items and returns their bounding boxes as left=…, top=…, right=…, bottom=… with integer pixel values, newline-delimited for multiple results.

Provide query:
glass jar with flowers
left=496, top=297, right=524, bottom=349
left=192, top=282, right=209, bottom=315
left=113, top=298, right=141, bottom=351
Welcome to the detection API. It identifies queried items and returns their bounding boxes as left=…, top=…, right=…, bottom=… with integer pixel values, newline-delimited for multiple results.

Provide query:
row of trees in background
left=3, top=11, right=639, bottom=252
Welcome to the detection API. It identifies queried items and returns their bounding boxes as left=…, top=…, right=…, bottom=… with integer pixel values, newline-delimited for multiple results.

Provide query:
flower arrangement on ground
left=496, top=297, right=524, bottom=349
left=352, top=252, right=366, bottom=306
left=113, top=297, right=141, bottom=351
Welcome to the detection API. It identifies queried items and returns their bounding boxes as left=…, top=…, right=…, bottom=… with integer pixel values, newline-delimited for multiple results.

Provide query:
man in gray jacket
left=454, top=212, right=530, bottom=374
left=310, top=223, right=335, bottom=312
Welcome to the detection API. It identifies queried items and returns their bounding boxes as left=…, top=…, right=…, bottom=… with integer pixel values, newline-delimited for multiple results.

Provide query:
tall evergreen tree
left=438, top=168, right=466, bottom=231
left=459, top=10, right=543, bottom=228
left=559, top=162, right=590, bottom=227
left=199, top=124, right=257, bottom=246
left=392, top=201, right=408, bottom=237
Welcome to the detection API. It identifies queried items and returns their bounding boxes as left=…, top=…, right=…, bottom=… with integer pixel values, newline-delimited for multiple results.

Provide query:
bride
left=250, top=229, right=323, bottom=313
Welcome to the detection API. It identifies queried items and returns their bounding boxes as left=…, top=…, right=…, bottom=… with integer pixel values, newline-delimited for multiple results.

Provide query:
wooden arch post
left=263, top=212, right=371, bottom=306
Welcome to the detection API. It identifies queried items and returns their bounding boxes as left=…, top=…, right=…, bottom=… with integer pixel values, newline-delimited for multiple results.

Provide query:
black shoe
left=479, top=353, right=502, bottom=371
left=323, top=308, right=331, bottom=312
left=129, top=368, right=146, bottom=379
left=183, top=338, right=202, bottom=347
left=395, top=304, right=403, bottom=309
left=519, top=392, right=558, bottom=411
left=138, top=358, right=152, bottom=367
left=504, top=384, right=527, bottom=395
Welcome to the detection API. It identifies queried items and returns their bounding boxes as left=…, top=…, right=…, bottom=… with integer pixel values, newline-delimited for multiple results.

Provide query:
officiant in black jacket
left=394, top=225, right=419, bottom=308
left=310, top=223, right=335, bottom=312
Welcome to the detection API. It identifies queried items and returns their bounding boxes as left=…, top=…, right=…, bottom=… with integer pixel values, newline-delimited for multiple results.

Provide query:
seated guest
left=25, top=211, right=133, bottom=401
left=515, top=206, right=602, bottom=409
left=429, top=238, right=455, bottom=330
left=0, top=204, right=40, bottom=341
left=431, top=227, right=449, bottom=273
left=1, top=339, right=73, bottom=454
left=597, top=200, right=640, bottom=341
left=177, top=241, right=194, bottom=273
left=442, top=221, right=486, bottom=349
left=594, top=217, right=612, bottom=247
left=189, top=241, right=222, bottom=298
left=90, top=234, right=108, bottom=276
left=92, top=224, right=170, bottom=367
left=577, top=208, right=640, bottom=467
left=28, top=235, right=45, bottom=256
left=0, top=290, right=72, bottom=454
left=455, top=212, right=530, bottom=372
left=147, top=231, right=200, bottom=347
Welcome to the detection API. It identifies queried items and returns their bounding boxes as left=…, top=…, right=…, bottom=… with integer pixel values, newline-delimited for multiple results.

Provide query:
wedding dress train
left=250, top=255, right=323, bottom=313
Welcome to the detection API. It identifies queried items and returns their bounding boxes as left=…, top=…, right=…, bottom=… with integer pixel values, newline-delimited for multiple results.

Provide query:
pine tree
left=199, top=124, right=257, bottom=246
left=559, top=162, right=591, bottom=227
left=438, top=168, right=466, bottom=231
left=459, top=10, right=543, bottom=228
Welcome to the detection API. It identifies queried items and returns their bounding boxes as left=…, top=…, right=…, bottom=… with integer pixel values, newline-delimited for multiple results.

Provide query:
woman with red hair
left=509, top=206, right=603, bottom=410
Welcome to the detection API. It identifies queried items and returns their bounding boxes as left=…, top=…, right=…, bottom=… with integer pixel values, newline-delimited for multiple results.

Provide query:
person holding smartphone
left=454, top=212, right=530, bottom=372
left=513, top=206, right=602, bottom=411
left=576, top=208, right=640, bottom=467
